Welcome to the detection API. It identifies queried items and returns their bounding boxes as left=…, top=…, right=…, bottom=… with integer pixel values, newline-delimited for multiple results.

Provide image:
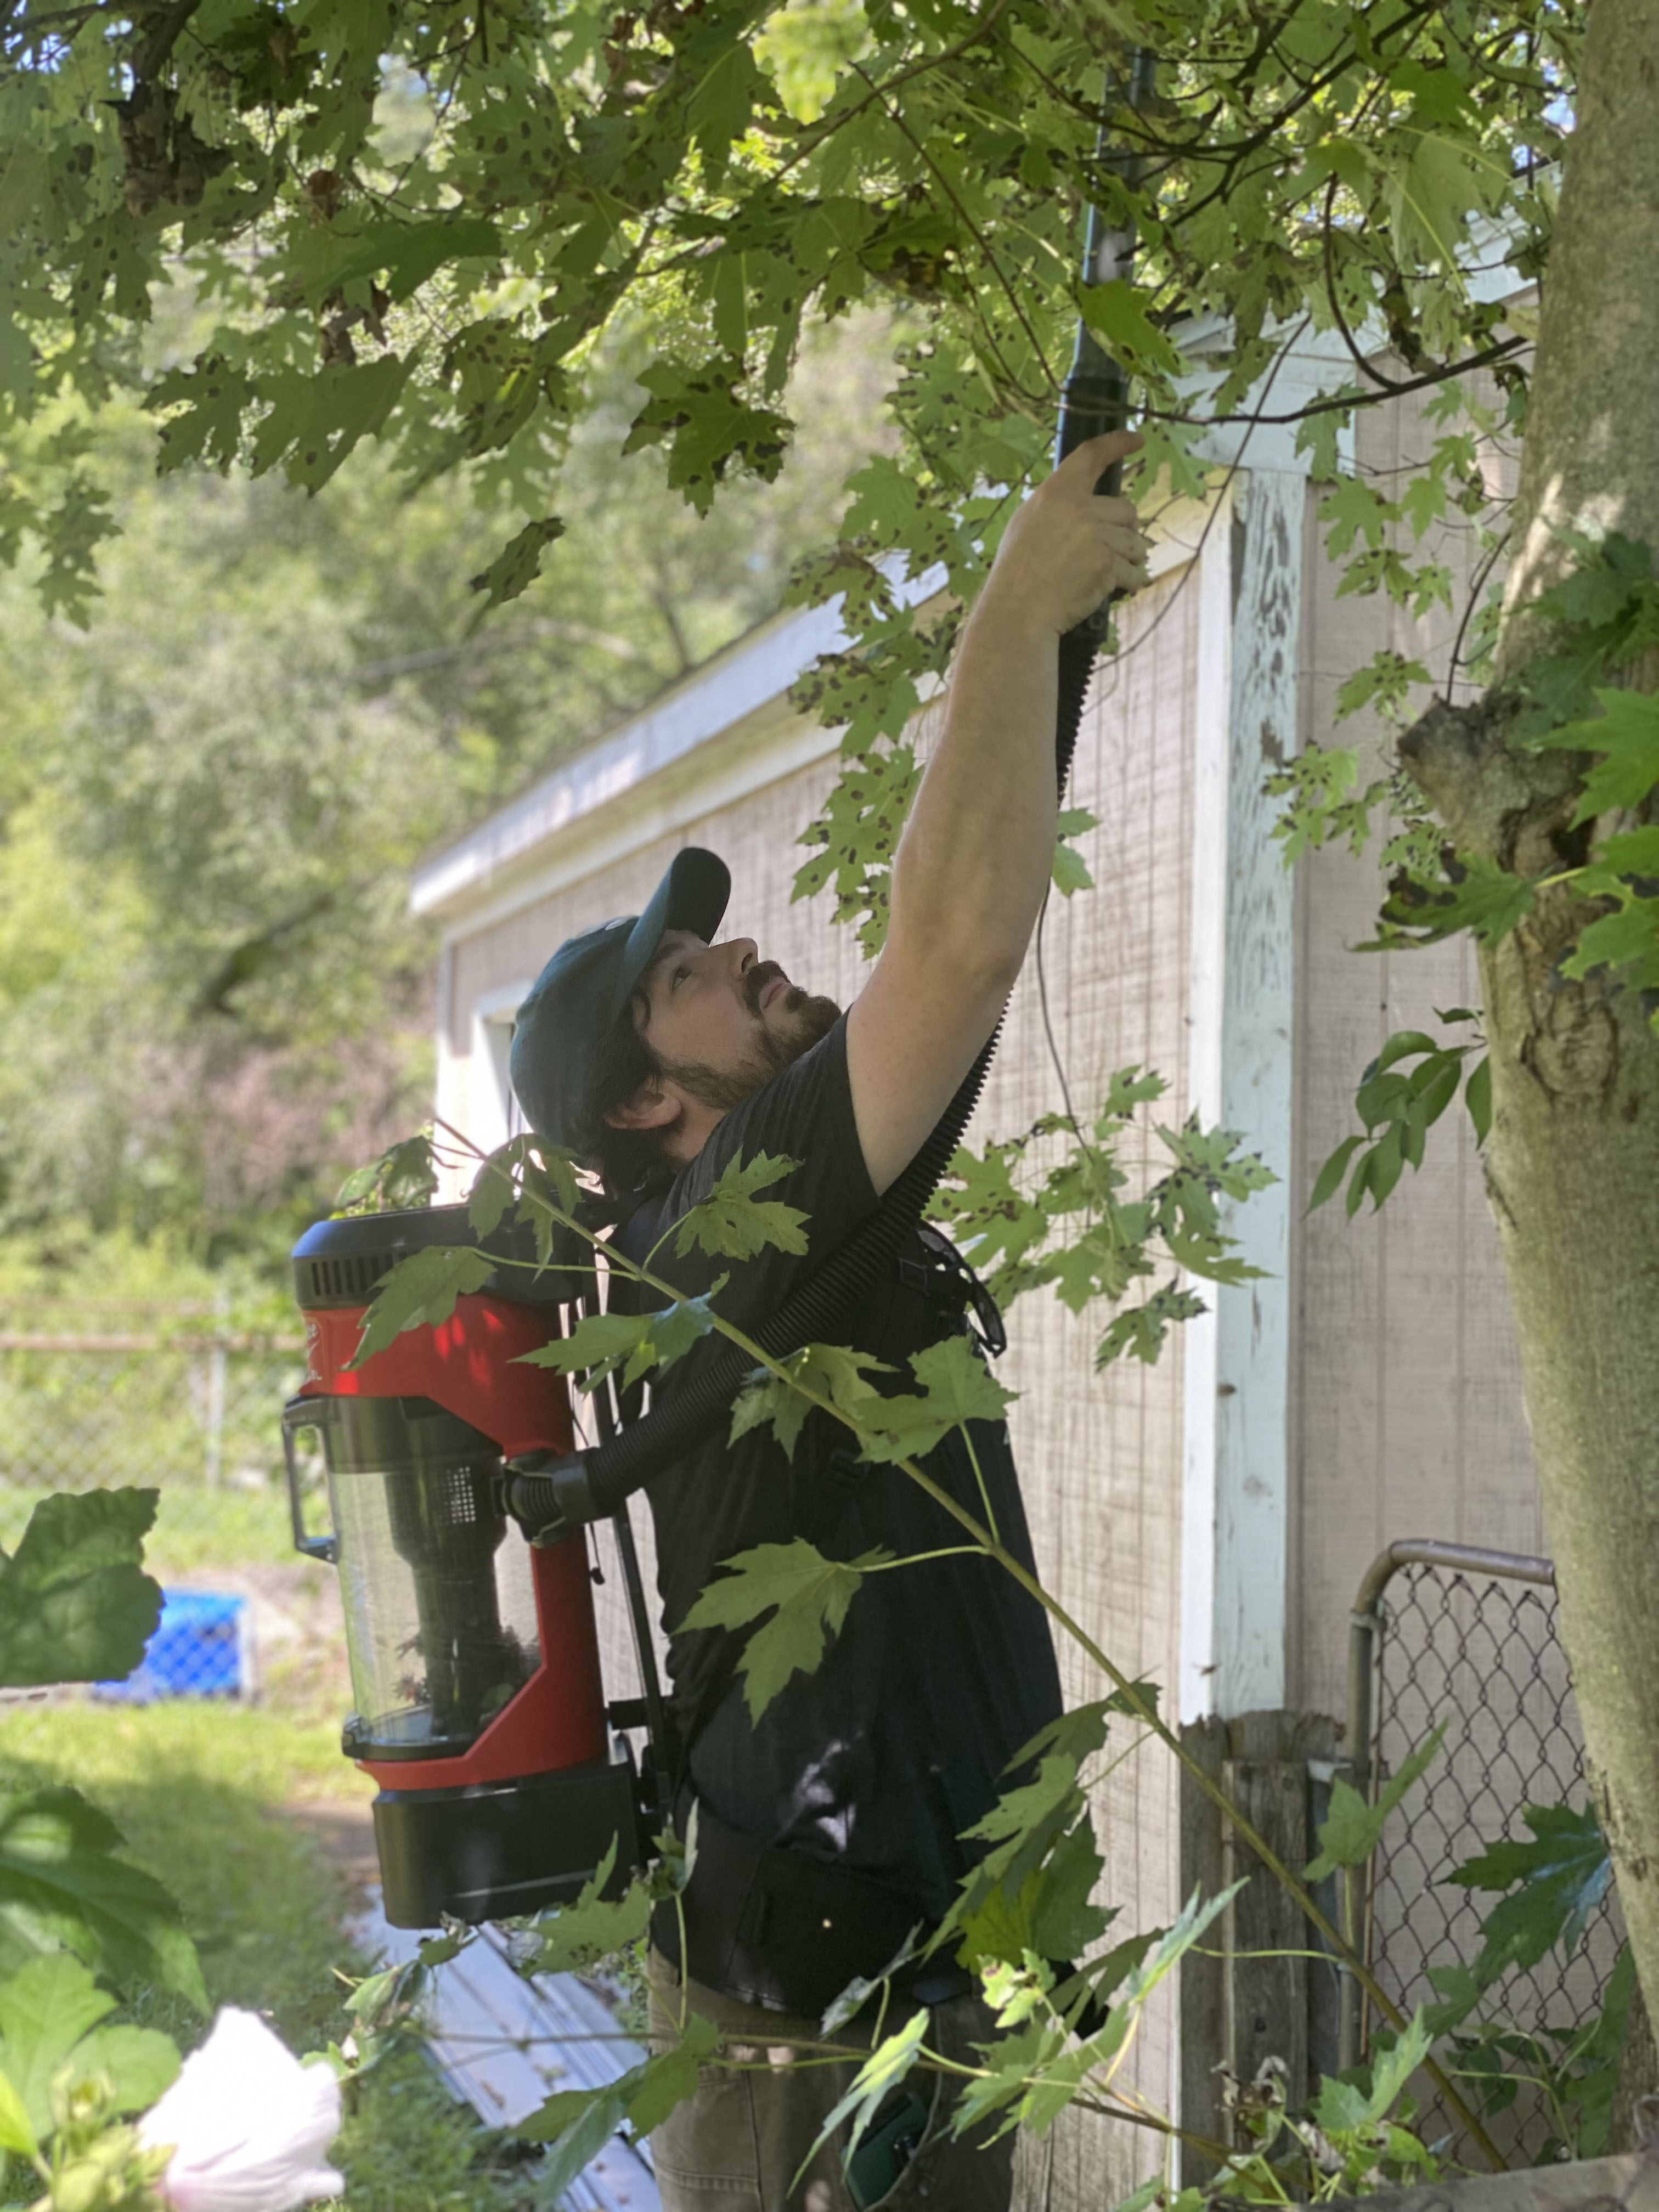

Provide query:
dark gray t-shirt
left=630, top=1015, right=1063, bottom=1921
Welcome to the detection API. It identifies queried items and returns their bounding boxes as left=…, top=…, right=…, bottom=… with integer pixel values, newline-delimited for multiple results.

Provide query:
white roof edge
left=411, top=562, right=945, bottom=921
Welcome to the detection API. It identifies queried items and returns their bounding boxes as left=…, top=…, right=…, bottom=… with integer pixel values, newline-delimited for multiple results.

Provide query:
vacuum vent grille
left=297, top=1252, right=391, bottom=1308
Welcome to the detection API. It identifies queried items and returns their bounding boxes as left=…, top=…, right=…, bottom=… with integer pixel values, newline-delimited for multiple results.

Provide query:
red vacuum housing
left=284, top=1205, right=645, bottom=1928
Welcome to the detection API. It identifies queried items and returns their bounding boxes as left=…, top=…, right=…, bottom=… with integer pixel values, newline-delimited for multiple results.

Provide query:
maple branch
left=131, top=0, right=200, bottom=76
left=1318, top=170, right=1437, bottom=402
left=1167, top=0, right=1446, bottom=229
left=1139, top=332, right=1527, bottom=432
left=847, top=56, right=1056, bottom=405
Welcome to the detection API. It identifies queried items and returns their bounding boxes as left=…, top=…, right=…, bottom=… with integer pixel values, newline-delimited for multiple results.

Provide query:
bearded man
left=507, top=428, right=1149, bottom=2211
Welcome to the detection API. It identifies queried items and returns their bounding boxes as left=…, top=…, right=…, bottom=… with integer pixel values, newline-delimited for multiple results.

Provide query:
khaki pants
left=646, top=1945, right=1015, bottom=2211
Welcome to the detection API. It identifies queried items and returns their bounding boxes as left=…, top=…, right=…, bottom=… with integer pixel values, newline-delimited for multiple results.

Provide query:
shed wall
left=438, top=558, right=1203, bottom=2201
left=1291, top=385, right=1539, bottom=1732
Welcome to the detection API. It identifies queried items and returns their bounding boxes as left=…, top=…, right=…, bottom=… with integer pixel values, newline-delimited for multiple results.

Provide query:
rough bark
left=1397, top=0, right=1659, bottom=2033
left=1612, top=1974, right=1658, bottom=2157
left=1496, top=8, right=1659, bottom=665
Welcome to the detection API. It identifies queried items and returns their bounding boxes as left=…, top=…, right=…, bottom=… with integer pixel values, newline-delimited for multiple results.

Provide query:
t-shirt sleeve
left=653, top=1015, right=879, bottom=1325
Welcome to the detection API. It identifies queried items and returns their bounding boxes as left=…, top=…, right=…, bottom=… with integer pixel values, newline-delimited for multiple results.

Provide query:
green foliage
left=470, top=1135, right=580, bottom=1244
left=727, top=1327, right=1020, bottom=1468
left=944, top=1751, right=1114, bottom=1982
left=945, top=1887, right=1241, bottom=2149
left=1052, top=808, right=1098, bottom=899
left=0, top=1790, right=207, bottom=2018
left=930, top=1682, right=1162, bottom=2000
left=804, top=2006, right=930, bottom=2171
left=2, top=2024, right=172, bottom=2212
left=1509, top=533, right=1659, bottom=744
left=0, top=1953, right=179, bottom=2151
left=1415, top=1803, right=1632, bottom=2163
left=1209, top=2010, right=1440, bottom=2203
left=335, top=1133, right=441, bottom=1215
left=1448, top=1803, right=1613, bottom=1984
left=679, top=1538, right=893, bottom=1722
left=671, top=1151, right=811, bottom=1263
left=929, top=1075, right=1274, bottom=1369
left=0, top=303, right=888, bottom=1260
left=520, top=2012, right=721, bottom=2185
left=348, top=1245, right=498, bottom=1364
left=0, top=1485, right=209, bottom=2123
left=1334, top=652, right=1436, bottom=729
left=1280, top=533, right=1659, bottom=1079
left=520, top=1287, right=724, bottom=1393
left=1539, top=690, right=1659, bottom=824
left=518, top=1841, right=659, bottom=1979
left=1267, top=746, right=1392, bottom=864
left=0, top=1490, right=162, bottom=1690
left=853, top=1335, right=1018, bottom=1464
left=1369, top=850, right=1539, bottom=953
left=1305, top=1728, right=1444, bottom=1884
left=0, top=1696, right=543, bottom=2212
left=0, top=0, right=1578, bottom=1003
left=1308, top=1023, right=1490, bottom=1217
left=727, top=1342, right=892, bottom=1462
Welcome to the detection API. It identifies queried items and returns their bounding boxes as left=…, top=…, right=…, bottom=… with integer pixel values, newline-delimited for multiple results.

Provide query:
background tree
left=0, top=308, right=894, bottom=1260
left=5, top=0, right=1658, bottom=2074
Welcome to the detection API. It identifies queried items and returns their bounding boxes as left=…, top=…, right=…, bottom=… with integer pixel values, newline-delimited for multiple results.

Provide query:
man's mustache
left=744, top=960, right=796, bottom=1016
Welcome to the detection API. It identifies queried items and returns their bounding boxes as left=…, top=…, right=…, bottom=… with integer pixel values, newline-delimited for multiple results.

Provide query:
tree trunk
left=1398, top=0, right=1659, bottom=2029
left=1611, top=1972, right=1657, bottom=2157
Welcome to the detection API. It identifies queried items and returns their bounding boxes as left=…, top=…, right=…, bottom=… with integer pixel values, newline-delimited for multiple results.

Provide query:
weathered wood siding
left=1290, top=380, right=1564, bottom=2138
left=1291, top=386, right=1538, bottom=1727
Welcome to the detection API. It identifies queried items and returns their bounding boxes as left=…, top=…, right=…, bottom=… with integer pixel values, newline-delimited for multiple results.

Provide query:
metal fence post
left=203, top=1285, right=230, bottom=1492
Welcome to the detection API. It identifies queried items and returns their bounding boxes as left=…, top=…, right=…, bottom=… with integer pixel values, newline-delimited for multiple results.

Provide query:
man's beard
left=659, top=961, right=841, bottom=1114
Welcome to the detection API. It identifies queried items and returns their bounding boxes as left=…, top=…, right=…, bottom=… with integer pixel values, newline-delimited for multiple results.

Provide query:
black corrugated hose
left=511, top=62, right=1152, bottom=1535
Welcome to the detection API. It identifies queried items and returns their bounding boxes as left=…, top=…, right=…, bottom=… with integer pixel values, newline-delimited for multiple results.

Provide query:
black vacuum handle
left=282, top=1395, right=340, bottom=1563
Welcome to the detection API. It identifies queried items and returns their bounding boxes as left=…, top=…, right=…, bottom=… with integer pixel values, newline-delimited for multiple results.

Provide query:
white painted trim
left=1178, top=482, right=1236, bottom=1726
left=1184, top=466, right=1305, bottom=1723
left=431, top=976, right=534, bottom=1197
left=1214, top=467, right=1303, bottom=1716
left=473, top=980, right=532, bottom=1020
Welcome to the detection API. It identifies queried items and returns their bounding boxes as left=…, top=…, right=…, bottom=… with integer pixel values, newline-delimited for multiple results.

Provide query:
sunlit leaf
left=680, top=1539, right=890, bottom=1721
left=0, top=1490, right=161, bottom=1690
left=351, top=1245, right=497, bottom=1364
left=674, top=1152, right=809, bottom=1262
left=1306, top=1728, right=1445, bottom=1882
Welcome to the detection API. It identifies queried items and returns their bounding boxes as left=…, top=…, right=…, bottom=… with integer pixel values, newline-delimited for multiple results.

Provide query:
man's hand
left=976, top=430, right=1150, bottom=640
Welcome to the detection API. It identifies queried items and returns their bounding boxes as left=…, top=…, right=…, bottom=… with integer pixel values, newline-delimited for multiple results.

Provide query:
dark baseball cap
left=508, top=847, right=731, bottom=1149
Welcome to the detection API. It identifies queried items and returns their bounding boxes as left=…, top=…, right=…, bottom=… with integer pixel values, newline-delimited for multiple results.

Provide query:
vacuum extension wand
left=512, top=52, right=1156, bottom=1537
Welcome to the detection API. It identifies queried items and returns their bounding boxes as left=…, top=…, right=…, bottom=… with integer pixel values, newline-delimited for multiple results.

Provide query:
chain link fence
left=1353, top=1544, right=1623, bottom=2164
left=0, top=1299, right=350, bottom=1705
left=0, top=1300, right=307, bottom=1565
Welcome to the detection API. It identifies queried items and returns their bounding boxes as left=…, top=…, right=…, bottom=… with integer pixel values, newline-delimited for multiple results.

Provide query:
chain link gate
left=1345, top=1540, right=1624, bottom=2164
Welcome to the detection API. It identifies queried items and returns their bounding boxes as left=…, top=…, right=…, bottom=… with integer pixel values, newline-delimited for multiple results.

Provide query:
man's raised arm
left=845, top=428, right=1150, bottom=1195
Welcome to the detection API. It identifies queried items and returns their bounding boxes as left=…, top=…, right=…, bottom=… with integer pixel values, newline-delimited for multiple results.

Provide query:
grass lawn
left=0, top=1700, right=547, bottom=2210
